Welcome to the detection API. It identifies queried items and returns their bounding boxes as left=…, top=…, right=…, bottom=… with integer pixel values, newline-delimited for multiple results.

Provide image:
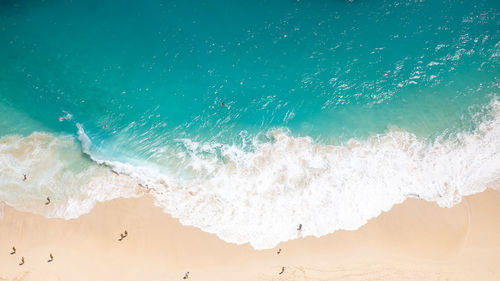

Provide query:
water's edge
left=1, top=98, right=499, bottom=249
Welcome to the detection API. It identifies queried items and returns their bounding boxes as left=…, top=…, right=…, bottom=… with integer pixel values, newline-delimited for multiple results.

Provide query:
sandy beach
left=1, top=187, right=499, bottom=281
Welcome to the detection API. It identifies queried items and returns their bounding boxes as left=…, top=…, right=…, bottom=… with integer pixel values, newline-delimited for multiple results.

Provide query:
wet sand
left=0, top=188, right=499, bottom=281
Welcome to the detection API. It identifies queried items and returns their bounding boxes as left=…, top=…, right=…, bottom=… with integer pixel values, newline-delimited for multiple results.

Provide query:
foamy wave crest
left=73, top=99, right=500, bottom=250
left=2, top=99, right=499, bottom=249
left=0, top=133, right=142, bottom=219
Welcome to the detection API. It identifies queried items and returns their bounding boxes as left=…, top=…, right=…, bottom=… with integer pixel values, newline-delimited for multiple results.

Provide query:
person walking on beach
left=277, top=248, right=281, bottom=255
left=23, top=174, right=27, bottom=181
left=118, top=230, right=128, bottom=241
left=279, top=267, right=285, bottom=275
left=183, top=271, right=189, bottom=279
left=48, top=253, right=54, bottom=262
left=297, top=224, right=302, bottom=231
left=10, top=246, right=16, bottom=255
left=19, top=257, right=24, bottom=266
left=45, top=197, right=51, bottom=205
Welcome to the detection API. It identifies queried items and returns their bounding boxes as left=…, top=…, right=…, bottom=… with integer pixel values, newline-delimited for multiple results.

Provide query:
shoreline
left=0, top=188, right=499, bottom=280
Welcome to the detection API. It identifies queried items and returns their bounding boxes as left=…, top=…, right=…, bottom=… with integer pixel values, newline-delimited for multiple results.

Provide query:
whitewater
left=0, top=97, right=498, bottom=249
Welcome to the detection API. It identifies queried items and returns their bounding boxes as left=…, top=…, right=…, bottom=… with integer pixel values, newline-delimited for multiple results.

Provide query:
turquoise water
left=0, top=0, right=499, bottom=249
left=1, top=0, right=498, bottom=145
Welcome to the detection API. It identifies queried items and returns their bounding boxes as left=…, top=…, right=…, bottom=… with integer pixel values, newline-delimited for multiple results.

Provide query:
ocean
left=0, top=0, right=499, bottom=249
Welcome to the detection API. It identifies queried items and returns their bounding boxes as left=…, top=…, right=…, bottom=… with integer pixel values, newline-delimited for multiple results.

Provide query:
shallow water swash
left=1, top=98, right=499, bottom=249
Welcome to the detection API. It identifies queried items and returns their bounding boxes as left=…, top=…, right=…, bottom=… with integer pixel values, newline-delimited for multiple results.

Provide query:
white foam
left=75, top=98, right=500, bottom=249
left=1, top=99, right=499, bottom=250
left=0, top=133, right=142, bottom=219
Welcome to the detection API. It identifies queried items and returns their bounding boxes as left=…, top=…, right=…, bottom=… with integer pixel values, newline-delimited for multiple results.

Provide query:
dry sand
left=1, top=188, right=499, bottom=281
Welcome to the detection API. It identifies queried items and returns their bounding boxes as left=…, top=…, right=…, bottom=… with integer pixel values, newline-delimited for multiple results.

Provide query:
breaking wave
left=1, top=98, right=499, bottom=249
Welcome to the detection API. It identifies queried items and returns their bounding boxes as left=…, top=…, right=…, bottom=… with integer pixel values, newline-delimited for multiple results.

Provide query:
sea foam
left=1, top=99, right=499, bottom=249
left=0, top=133, right=142, bottom=219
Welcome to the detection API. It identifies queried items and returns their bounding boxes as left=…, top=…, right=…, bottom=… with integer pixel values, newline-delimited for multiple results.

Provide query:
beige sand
left=1, top=188, right=499, bottom=281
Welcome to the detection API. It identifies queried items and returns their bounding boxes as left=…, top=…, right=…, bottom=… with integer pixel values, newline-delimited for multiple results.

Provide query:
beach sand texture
left=0, top=188, right=499, bottom=281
